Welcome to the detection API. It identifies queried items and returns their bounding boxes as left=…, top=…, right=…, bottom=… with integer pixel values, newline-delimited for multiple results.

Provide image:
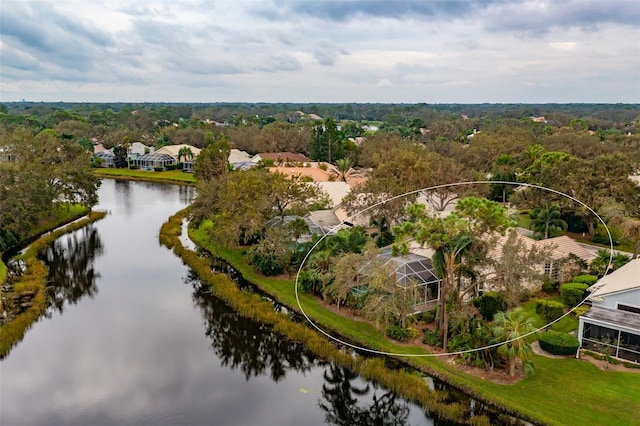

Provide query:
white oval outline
left=294, top=180, right=615, bottom=357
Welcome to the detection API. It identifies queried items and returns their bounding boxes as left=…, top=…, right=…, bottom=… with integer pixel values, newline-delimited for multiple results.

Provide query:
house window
left=544, top=262, right=559, bottom=281
left=618, top=304, right=640, bottom=315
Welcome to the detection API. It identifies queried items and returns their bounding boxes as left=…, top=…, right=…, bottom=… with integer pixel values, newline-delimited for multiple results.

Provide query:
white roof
left=130, top=142, right=153, bottom=155
left=588, top=258, right=640, bottom=298
left=155, top=144, right=201, bottom=159
left=315, top=181, right=351, bottom=208
left=228, top=149, right=251, bottom=163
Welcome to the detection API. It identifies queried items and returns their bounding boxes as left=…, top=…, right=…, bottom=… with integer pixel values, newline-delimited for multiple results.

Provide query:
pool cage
left=356, top=246, right=441, bottom=314
left=135, top=153, right=176, bottom=170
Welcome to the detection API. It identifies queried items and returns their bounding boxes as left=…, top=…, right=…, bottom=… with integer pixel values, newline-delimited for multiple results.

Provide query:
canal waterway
left=1, top=179, right=444, bottom=425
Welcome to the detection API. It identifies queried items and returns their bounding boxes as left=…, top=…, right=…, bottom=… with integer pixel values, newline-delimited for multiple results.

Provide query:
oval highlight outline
left=294, top=181, right=615, bottom=357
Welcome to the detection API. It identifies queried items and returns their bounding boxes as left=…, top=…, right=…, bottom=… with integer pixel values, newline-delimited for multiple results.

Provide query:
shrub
left=423, top=329, right=441, bottom=346
left=623, top=361, right=640, bottom=369
left=541, top=275, right=558, bottom=294
left=165, top=163, right=177, bottom=170
left=535, top=299, right=565, bottom=323
left=249, top=251, right=284, bottom=276
left=572, top=274, right=598, bottom=285
left=473, top=292, right=507, bottom=321
left=386, top=325, right=419, bottom=342
left=538, top=331, right=579, bottom=355
left=417, top=308, right=437, bottom=324
left=318, top=162, right=328, bottom=171
left=153, top=166, right=163, bottom=172
left=560, top=283, right=588, bottom=307
left=572, top=305, right=589, bottom=317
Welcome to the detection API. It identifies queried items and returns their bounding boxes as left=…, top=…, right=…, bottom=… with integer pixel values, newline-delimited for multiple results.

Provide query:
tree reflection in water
left=320, top=363, right=410, bottom=426
left=186, top=270, right=417, bottom=426
left=38, top=225, right=103, bottom=314
left=187, top=270, right=315, bottom=382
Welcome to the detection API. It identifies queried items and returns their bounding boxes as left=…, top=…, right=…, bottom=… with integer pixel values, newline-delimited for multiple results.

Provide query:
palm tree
left=492, top=310, right=535, bottom=377
left=329, top=158, right=361, bottom=183
left=490, top=154, right=517, bottom=203
left=589, top=249, right=631, bottom=276
left=177, top=146, right=194, bottom=163
left=286, top=217, right=309, bottom=242
left=530, top=205, right=568, bottom=239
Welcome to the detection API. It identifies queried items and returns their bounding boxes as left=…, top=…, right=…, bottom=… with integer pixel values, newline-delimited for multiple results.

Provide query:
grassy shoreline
left=161, top=210, right=499, bottom=425
left=0, top=210, right=108, bottom=358
left=186, top=219, right=640, bottom=426
left=92, top=168, right=196, bottom=184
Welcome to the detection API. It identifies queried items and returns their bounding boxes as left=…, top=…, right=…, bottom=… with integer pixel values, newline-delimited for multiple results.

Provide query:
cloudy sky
left=1, top=0, right=639, bottom=103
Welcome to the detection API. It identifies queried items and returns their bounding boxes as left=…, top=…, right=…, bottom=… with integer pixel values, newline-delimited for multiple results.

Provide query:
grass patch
left=93, top=168, right=196, bottom=184
left=517, top=212, right=531, bottom=230
left=0, top=259, right=6, bottom=286
left=185, top=219, right=640, bottom=426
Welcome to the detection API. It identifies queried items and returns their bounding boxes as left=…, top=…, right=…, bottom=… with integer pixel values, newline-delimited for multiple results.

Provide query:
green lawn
left=190, top=222, right=640, bottom=426
left=517, top=211, right=531, bottom=230
left=93, top=168, right=197, bottom=184
left=0, top=259, right=6, bottom=286
left=519, top=298, right=579, bottom=333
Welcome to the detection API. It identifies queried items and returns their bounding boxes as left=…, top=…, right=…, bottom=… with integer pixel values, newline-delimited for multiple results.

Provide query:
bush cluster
left=538, top=331, right=580, bottom=355
left=535, top=299, right=565, bottom=322
left=423, top=329, right=441, bottom=346
left=560, top=283, right=588, bottom=307
left=386, top=325, right=419, bottom=342
left=416, top=308, right=437, bottom=324
left=572, top=274, right=598, bottom=285
left=473, top=292, right=507, bottom=321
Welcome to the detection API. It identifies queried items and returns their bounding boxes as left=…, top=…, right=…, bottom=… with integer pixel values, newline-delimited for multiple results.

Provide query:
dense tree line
left=0, top=128, right=99, bottom=251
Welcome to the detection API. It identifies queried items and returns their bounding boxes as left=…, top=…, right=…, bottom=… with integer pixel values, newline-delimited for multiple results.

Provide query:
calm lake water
left=1, top=179, right=442, bottom=425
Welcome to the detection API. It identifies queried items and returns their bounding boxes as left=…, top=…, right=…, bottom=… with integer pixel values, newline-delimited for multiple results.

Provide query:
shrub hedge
left=386, top=325, right=419, bottom=342
left=560, top=283, right=588, bottom=307
left=538, top=331, right=580, bottom=355
left=572, top=275, right=598, bottom=285
left=535, top=299, right=565, bottom=323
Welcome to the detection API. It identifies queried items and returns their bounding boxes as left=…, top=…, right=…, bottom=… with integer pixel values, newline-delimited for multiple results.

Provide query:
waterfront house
left=578, top=258, right=640, bottom=363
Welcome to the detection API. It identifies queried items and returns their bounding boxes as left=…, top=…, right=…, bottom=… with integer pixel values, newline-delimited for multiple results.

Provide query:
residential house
left=479, top=231, right=595, bottom=295
left=578, top=258, right=640, bottom=363
left=138, top=144, right=200, bottom=171
left=128, top=142, right=153, bottom=160
left=92, top=150, right=115, bottom=168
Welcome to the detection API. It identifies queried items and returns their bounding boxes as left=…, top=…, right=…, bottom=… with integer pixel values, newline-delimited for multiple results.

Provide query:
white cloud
left=0, top=0, right=638, bottom=103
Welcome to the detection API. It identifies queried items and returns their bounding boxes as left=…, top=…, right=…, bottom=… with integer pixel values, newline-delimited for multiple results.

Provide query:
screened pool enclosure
left=135, top=153, right=176, bottom=170
left=355, top=247, right=440, bottom=314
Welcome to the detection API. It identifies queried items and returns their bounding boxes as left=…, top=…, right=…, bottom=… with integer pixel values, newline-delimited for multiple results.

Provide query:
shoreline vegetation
left=176, top=212, right=640, bottom=426
left=161, top=210, right=501, bottom=426
left=0, top=209, right=107, bottom=358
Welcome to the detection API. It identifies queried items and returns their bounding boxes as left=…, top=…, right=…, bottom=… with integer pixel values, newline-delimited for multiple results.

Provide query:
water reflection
left=188, top=270, right=315, bottom=382
left=320, top=364, right=411, bottom=426
left=114, top=179, right=132, bottom=215
left=186, top=270, right=427, bottom=425
left=38, top=225, right=103, bottom=314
